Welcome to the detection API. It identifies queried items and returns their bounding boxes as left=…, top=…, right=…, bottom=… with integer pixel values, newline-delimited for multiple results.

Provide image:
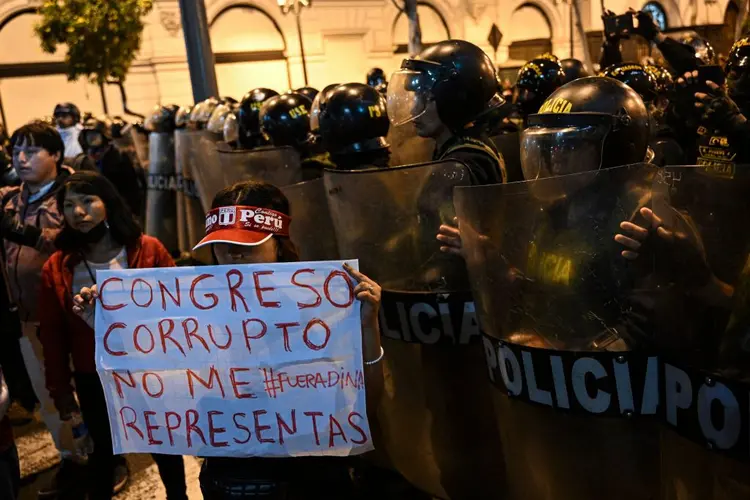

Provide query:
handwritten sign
left=94, top=260, right=372, bottom=457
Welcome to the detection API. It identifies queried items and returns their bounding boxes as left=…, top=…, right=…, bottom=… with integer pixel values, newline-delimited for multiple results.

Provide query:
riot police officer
left=54, top=102, right=83, bottom=160
left=388, top=40, right=506, bottom=184
left=675, top=36, right=750, bottom=170
left=367, top=67, right=388, bottom=93
left=206, top=103, right=235, bottom=141
left=319, top=82, right=391, bottom=169
left=294, top=86, right=319, bottom=102
left=80, top=116, right=145, bottom=216
left=237, top=88, right=279, bottom=149
left=513, top=57, right=565, bottom=125
left=560, top=58, right=590, bottom=83
left=189, top=98, right=220, bottom=130
left=601, top=63, right=685, bottom=165
left=260, top=92, right=332, bottom=180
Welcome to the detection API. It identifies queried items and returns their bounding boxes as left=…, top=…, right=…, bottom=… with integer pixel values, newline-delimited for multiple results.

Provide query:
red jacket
left=38, top=235, right=175, bottom=413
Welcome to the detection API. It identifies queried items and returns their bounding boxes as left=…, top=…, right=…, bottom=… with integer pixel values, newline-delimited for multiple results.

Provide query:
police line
left=378, top=290, right=479, bottom=345
left=483, top=334, right=750, bottom=461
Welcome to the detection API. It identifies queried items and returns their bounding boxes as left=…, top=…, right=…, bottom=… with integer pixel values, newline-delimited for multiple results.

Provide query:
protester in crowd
left=54, top=102, right=84, bottom=161
left=0, top=366, right=19, bottom=500
left=38, top=171, right=188, bottom=500
left=189, top=180, right=383, bottom=499
left=599, top=9, right=704, bottom=74
left=79, top=117, right=145, bottom=217
left=0, top=121, right=83, bottom=497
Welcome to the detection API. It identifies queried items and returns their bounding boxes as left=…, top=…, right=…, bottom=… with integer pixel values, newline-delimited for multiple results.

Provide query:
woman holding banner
left=37, top=171, right=188, bottom=500
left=190, top=180, right=384, bottom=499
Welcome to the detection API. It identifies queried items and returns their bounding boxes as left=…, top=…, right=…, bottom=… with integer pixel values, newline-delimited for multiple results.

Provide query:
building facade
left=0, top=0, right=739, bottom=129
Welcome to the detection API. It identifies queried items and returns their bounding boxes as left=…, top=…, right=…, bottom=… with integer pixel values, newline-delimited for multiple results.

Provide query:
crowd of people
left=0, top=7, right=749, bottom=499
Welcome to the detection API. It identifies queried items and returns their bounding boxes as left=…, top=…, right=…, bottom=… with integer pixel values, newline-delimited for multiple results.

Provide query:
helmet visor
left=223, top=113, right=239, bottom=143
left=521, top=124, right=608, bottom=181
left=207, top=105, right=231, bottom=134
left=310, top=95, right=322, bottom=132
left=386, top=69, right=434, bottom=126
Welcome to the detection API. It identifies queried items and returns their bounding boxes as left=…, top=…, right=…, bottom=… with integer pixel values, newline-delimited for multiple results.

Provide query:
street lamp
left=278, top=0, right=311, bottom=85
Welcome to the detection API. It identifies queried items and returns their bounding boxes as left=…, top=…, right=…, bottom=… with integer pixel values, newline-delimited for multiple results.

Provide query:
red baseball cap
left=193, top=205, right=291, bottom=250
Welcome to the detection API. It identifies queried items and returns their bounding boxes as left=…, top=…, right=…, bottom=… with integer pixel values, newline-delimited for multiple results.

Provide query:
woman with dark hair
left=37, top=171, right=188, bottom=500
left=192, top=180, right=384, bottom=500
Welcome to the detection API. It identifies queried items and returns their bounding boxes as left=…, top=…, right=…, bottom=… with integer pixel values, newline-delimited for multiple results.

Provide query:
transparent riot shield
left=386, top=122, right=434, bottom=167
left=325, top=162, right=506, bottom=499
left=172, top=130, right=219, bottom=213
left=174, top=129, right=212, bottom=263
left=455, top=164, right=663, bottom=500
left=145, top=132, right=178, bottom=255
left=130, top=126, right=150, bottom=171
left=213, top=146, right=302, bottom=191
left=490, top=132, right=523, bottom=183
left=281, top=179, right=339, bottom=262
left=652, top=165, right=750, bottom=500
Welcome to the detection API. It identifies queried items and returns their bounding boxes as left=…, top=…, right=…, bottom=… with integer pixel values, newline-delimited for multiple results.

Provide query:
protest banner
left=94, top=260, right=372, bottom=457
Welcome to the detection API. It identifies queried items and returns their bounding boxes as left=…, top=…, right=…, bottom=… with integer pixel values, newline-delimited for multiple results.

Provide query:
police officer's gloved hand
left=700, top=85, right=748, bottom=132
left=634, top=10, right=660, bottom=42
left=616, top=207, right=712, bottom=290
left=0, top=210, right=42, bottom=248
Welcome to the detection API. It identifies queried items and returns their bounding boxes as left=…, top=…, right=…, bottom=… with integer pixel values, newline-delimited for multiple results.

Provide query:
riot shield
left=325, top=162, right=506, bottom=499
left=455, top=164, right=663, bottom=500
left=653, top=166, right=750, bottom=500
left=280, top=179, right=339, bottom=262
left=386, top=122, right=434, bottom=167
left=174, top=129, right=213, bottom=263
left=130, top=126, right=150, bottom=171
left=213, top=146, right=302, bottom=191
left=490, top=132, right=523, bottom=182
left=145, top=132, right=178, bottom=255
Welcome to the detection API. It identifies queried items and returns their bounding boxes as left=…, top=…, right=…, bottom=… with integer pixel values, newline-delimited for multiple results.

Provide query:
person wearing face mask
left=0, top=121, right=81, bottom=498
left=38, top=171, right=188, bottom=500
left=388, top=40, right=507, bottom=184
left=54, top=102, right=84, bottom=161
left=79, top=117, right=145, bottom=217
left=189, top=180, right=383, bottom=500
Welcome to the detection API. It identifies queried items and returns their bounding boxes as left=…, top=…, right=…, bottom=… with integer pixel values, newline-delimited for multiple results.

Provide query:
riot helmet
left=207, top=103, right=234, bottom=135
left=79, top=116, right=112, bottom=153
left=367, top=67, right=388, bottom=93
left=310, top=83, right=339, bottom=133
left=238, top=88, right=279, bottom=149
left=521, top=77, right=649, bottom=184
left=175, top=105, right=193, bottom=129
left=223, top=111, right=240, bottom=144
left=388, top=40, right=499, bottom=131
left=53, top=102, right=81, bottom=128
left=514, top=58, right=565, bottom=116
left=110, top=116, right=129, bottom=139
left=601, top=63, right=658, bottom=103
left=295, top=87, right=319, bottom=102
left=190, top=98, right=220, bottom=130
left=560, top=58, right=590, bottom=83
left=644, top=64, right=674, bottom=95
left=260, top=92, right=313, bottom=148
left=319, top=83, right=389, bottom=155
left=725, top=37, right=750, bottom=100
left=679, top=34, right=715, bottom=65
left=145, top=104, right=179, bottom=133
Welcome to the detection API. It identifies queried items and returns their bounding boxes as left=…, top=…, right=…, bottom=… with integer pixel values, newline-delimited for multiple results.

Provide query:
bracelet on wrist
left=364, top=346, right=385, bottom=366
